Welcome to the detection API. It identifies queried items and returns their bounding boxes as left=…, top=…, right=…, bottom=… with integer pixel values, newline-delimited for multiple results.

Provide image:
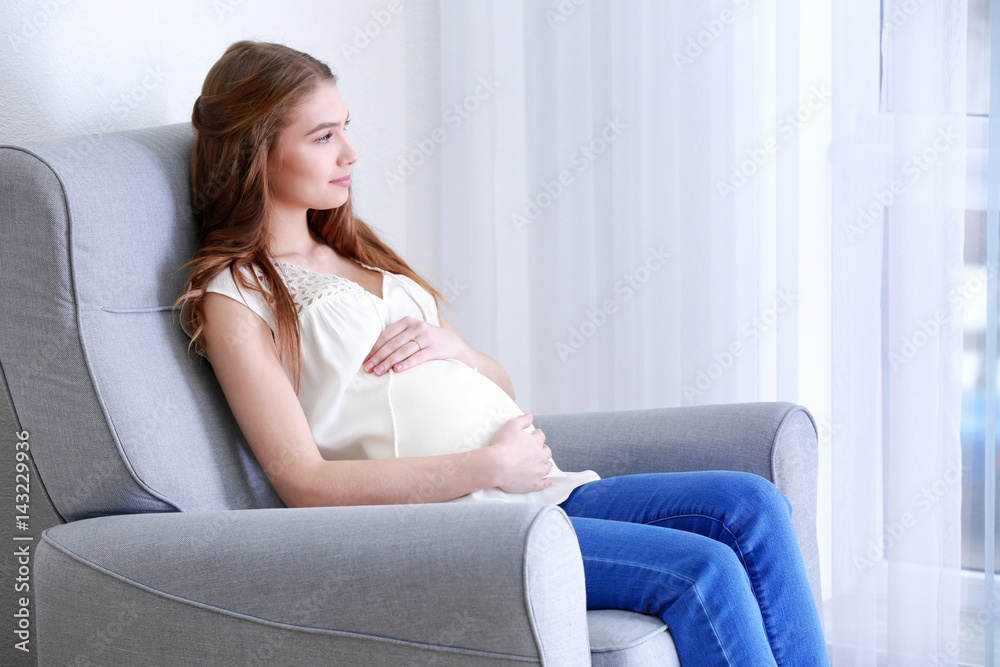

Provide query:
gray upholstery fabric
left=588, top=610, right=680, bottom=667
left=36, top=504, right=590, bottom=666
left=0, top=123, right=825, bottom=666
left=0, top=126, right=283, bottom=522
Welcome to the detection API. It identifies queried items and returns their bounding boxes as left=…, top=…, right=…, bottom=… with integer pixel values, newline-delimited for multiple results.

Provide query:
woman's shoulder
left=203, top=261, right=277, bottom=330
left=205, top=260, right=278, bottom=295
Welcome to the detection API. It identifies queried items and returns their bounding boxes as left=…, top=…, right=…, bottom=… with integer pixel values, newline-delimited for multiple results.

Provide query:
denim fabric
left=558, top=471, right=829, bottom=667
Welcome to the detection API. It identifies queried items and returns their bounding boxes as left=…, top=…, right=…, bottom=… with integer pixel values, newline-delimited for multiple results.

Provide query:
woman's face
left=268, top=79, right=358, bottom=215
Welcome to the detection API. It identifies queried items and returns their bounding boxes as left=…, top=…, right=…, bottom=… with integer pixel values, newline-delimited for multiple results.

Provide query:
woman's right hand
left=487, top=413, right=554, bottom=493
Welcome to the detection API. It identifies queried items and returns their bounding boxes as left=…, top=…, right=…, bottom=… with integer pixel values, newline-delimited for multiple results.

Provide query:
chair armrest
left=533, top=401, right=823, bottom=626
left=35, top=503, right=590, bottom=666
left=533, top=401, right=817, bottom=483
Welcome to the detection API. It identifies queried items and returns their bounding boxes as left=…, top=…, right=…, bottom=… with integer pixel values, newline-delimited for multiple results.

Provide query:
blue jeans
left=557, top=470, right=829, bottom=667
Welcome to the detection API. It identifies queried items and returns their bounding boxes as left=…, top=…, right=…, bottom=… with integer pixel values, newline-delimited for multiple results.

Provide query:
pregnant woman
left=175, top=40, right=829, bottom=666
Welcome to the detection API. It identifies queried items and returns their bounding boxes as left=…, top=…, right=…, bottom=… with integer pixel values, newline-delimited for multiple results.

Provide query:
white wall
left=0, top=0, right=429, bottom=251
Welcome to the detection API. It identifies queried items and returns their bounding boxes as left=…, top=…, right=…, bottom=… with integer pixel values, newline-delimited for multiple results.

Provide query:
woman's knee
left=582, top=527, right=756, bottom=610
left=676, top=536, right=755, bottom=600
left=727, top=471, right=792, bottom=518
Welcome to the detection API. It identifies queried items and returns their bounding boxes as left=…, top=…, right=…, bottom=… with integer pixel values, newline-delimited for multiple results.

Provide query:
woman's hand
left=487, top=413, right=554, bottom=494
left=363, top=316, right=467, bottom=375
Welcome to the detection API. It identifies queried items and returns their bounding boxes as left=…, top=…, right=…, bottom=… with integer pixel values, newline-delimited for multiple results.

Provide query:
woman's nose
left=340, top=136, right=359, bottom=165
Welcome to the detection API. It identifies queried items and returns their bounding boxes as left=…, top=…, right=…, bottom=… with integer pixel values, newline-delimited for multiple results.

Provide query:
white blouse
left=180, top=257, right=600, bottom=504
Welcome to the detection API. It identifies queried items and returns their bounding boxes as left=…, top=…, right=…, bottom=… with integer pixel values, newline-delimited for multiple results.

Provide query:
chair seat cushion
left=587, top=609, right=680, bottom=666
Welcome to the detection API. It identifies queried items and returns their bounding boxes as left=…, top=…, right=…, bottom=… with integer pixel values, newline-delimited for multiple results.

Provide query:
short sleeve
left=179, top=264, right=277, bottom=358
left=404, top=275, right=440, bottom=326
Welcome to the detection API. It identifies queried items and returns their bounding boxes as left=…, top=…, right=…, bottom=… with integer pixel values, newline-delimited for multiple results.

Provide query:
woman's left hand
left=362, top=316, right=467, bottom=375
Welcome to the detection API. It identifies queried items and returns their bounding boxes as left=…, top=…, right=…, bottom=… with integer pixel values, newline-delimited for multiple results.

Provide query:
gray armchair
left=0, top=123, right=824, bottom=666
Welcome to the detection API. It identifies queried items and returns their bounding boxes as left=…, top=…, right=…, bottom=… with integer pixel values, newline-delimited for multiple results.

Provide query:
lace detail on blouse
left=269, top=258, right=367, bottom=311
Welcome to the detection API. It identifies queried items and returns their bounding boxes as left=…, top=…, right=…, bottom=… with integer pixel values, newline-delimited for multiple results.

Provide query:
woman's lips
left=331, top=175, right=352, bottom=187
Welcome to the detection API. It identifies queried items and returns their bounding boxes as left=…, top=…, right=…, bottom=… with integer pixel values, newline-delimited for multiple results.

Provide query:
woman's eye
left=317, top=120, right=349, bottom=143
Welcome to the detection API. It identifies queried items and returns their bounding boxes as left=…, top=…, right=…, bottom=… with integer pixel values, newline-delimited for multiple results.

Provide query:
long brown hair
left=173, top=40, right=450, bottom=393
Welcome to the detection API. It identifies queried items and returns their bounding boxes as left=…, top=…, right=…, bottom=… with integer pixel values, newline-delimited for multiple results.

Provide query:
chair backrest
left=0, top=122, right=284, bottom=522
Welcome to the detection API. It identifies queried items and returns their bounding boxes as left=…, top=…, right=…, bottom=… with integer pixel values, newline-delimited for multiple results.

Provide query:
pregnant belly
left=388, top=357, right=531, bottom=458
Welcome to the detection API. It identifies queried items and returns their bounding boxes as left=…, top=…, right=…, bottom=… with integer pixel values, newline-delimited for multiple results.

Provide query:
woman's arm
left=201, top=293, right=498, bottom=506
left=200, top=293, right=547, bottom=507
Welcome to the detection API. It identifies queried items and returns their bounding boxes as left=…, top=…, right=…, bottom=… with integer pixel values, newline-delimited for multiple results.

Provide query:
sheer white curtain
left=829, top=0, right=967, bottom=663
left=403, top=0, right=968, bottom=662
left=407, top=0, right=798, bottom=414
